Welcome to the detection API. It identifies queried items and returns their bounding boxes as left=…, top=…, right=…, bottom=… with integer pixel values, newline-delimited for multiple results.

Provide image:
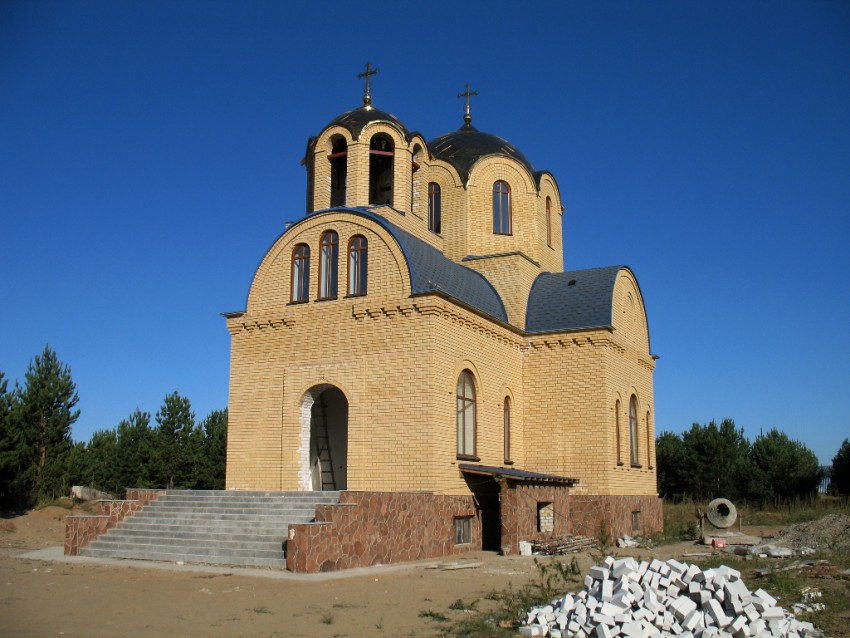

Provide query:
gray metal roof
left=324, top=105, right=411, bottom=141
left=303, top=208, right=508, bottom=323
left=525, top=266, right=624, bottom=333
left=459, top=463, right=579, bottom=485
left=428, top=123, right=535, bottom=185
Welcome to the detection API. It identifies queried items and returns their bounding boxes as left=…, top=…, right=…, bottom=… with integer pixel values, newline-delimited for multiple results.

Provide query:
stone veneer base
left=64, top=489, right=165, bottom=556
left=286, top=491, right=479, bottom=572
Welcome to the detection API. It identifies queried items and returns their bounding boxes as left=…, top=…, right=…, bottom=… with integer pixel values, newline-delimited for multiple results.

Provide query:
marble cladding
left=286, top=490, right=479, bottom=573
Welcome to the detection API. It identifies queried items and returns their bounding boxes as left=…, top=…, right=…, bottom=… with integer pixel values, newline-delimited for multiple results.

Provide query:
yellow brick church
left=224, top=70, right=661, bottom=566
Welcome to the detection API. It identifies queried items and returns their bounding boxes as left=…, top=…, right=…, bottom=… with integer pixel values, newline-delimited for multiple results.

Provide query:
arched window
left=493, top=180, right=511, bottom=234
left=615, top=399, right=622, bottom=465
left=503, top=396, right=512, bottom=463
left=646, top=411, right=653, bottom=468
left=369, top=134, right=394, bottom=205
left=291, top=244, right=310, bottom=303
left=347, top=235, right=368, bottom=296
left=318, top=231, right=339, bottom=299
left=456, top=371, right=476, bottom=458
left=629, top=396, right=639, bottom=466
left=428, top=183, right=441, bottom=234
left=328, top=137, right=347, bottom=207
left=545, top=196, right=552, bottom=247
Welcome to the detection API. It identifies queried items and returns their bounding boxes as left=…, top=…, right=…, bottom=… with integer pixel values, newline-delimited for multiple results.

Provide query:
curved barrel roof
left=301, top=208, right=508, bottom=323
left=525, top=266, right=624, bottom=333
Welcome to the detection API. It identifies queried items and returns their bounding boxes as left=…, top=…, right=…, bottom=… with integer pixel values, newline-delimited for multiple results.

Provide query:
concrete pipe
left=706, top=498, right=737, bottom=529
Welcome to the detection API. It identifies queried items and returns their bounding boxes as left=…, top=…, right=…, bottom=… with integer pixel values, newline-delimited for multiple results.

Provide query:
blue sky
left=2, top=1, right=848, bottom=464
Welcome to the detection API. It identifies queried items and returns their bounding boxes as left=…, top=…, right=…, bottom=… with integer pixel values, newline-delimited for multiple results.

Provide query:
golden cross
left=358, top=62, right=379, bottom=107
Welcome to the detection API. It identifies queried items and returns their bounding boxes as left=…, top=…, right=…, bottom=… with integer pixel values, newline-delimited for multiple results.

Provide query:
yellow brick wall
left=228, top=212, right=657, bottom=498
left=229, top=113, right=658, bottom=499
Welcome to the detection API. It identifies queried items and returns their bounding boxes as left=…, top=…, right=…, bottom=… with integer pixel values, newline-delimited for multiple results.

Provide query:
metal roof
left=459, top=463, right=579, bottom=485
left=525, top=266, right=624, bottom=333
left=428, top=123, right=535, bottom=185
left=304, top=207, right=509, bottom=323
left=324, top=105, right=411, bottom=141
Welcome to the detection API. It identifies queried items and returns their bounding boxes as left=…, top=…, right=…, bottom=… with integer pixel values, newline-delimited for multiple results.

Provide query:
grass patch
left=319, top=612, right=334, bottom=625
left=0, top=521, right=15, bottom=534
left=448, top=598, right=478, bottom=611
left=655, top=495, right=850, bottom=545
left=418, top=609, right=449, bottom=623
left=252, top=606, right=271, bottom=614
left=423, top=557, right=581, bottom=637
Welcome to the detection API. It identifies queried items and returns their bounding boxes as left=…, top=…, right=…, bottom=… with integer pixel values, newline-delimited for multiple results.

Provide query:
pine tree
left=831, top=439, right=850, bottom=497
left=197, top=409, right=227, bottom=489
left=13, top=346, right=80, bottom=503
left=153, top=392, right=195, bottom=489
left=115, top=409, right=155, bottom=494
left=0, top=371, right=26, bottom=509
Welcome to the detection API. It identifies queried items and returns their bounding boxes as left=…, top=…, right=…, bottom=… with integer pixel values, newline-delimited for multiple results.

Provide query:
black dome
left=427, top=123, right=535, bottom=184
left=325, top=105, right=410, bottom=141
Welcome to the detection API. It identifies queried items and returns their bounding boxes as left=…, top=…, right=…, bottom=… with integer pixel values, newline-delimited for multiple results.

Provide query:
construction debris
left=753, top=560, right=830, bottom=578
left=531, top=536, right=597, bottom=555
left=518, top=556, right=819, bottom=637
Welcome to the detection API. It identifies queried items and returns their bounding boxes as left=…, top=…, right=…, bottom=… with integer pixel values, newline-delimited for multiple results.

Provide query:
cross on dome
left=457, top=83, right=479, bottom=127
left=358, top=62, right=379, bottom=108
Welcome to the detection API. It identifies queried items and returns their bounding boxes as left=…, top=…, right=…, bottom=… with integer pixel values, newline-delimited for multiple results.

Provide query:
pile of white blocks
left=519, top=556, right=819, bottom=637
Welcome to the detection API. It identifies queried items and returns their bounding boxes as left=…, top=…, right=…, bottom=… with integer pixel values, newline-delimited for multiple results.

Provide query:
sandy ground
left=0, top=507, right=778, bottom=638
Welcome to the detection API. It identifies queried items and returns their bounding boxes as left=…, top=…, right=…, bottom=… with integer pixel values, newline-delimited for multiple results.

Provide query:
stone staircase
left=80, top=490, right=340, bottom=568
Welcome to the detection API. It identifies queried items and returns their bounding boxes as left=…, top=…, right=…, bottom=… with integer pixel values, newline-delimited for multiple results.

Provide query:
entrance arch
left=298, top=384, right=348, bottom=491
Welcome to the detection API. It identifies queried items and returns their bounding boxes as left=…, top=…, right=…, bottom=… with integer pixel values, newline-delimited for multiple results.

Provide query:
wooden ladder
left=313, top=397, right=336, bottom=491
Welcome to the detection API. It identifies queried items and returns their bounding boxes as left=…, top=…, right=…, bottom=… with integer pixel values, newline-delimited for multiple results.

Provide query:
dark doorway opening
left=463, top=474, right=501, bottom=551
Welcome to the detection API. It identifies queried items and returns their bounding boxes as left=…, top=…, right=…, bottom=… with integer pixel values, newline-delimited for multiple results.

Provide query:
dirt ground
left=0, top=507, right=782, bottom=638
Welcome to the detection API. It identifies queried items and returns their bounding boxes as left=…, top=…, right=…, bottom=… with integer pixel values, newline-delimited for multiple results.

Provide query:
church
left=224, top=68, right=662, bottom=571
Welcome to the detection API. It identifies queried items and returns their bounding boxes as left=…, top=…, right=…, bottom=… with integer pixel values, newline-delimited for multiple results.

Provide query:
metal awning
left=459, top=464, right=579, bottom=486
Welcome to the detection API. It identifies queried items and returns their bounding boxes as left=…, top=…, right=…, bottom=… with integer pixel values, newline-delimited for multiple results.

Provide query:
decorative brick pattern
left=285, top=491, right=478, bottom=572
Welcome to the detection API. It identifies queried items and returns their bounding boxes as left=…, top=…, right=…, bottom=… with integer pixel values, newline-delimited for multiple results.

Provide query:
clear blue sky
left=2, top=1, right=848, bottom=464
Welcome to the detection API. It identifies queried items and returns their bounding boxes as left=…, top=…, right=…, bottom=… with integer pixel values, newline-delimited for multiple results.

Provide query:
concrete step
left=116, top=520, right=310, bottom=535
left=81, top=490, right=341, bottom=569
left=79, top=546, right=288, bottom=568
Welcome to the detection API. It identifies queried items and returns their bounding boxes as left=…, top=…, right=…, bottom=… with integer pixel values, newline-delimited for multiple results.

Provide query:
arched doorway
left=298, top=385, right=348, bottom=491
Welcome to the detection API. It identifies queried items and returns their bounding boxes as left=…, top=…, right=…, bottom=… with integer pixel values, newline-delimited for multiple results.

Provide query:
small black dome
left=324, top=105, right=410, bottom=141
left=428, top=123, right=535, bottom=184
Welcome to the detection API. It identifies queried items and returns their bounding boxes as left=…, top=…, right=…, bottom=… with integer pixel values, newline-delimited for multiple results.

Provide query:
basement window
left=537, top=502, right=554, bottom=533
left=454, top=516, right=472, bottom=545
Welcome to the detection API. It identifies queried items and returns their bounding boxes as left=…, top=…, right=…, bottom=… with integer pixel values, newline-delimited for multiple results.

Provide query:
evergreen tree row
left=655, top=418, right=837, bottom=504
left=0, top=346, right=226, bottom=511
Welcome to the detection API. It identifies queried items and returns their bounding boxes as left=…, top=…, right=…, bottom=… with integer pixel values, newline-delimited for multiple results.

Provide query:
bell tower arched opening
left=329, top=136, right=348, bottom=207
left=369, top=133, right=394, bottom=205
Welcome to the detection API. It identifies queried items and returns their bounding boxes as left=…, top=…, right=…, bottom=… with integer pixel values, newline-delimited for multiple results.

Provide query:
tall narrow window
left=545, top=196, right=552, bottom=247
left=291, top=244, right=310, bottom=303
left=428, top=182, right=441, bottom=234
left=329, top=137, right=347, bottom=207
left=456, top=371, right=476, bottom=458
left=318, top=231, right=339, bottom=299
left=629, top=396, right=639, bottom=466
left=369, top=134, right=394, bottom=205
left=503, top=396, right=512, bottom=463
left=646, top=411, right=652, bottom=468
left=347, top=235, right=368, bottom=296
left=615, top=400, right=622, bottom=465
left=493, top=180, right=511, bottom=234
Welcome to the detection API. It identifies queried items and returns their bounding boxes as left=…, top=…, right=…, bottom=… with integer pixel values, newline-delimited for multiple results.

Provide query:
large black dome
left=324, top=105, right=410, bottom=141
left=428, top=123, right=535, bottom=184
